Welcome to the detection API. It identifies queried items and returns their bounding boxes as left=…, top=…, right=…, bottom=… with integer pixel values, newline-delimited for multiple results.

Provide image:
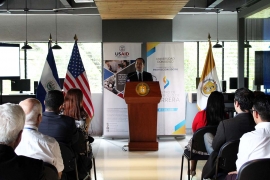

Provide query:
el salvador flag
left=36, top=44, right=61, bottom=111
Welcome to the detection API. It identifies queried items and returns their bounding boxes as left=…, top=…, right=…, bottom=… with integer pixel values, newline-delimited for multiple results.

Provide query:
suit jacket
left=202, top=112, right=256, bottom=178
left=0, top=144, right=44, bottom=180
left=126, top=71, right=153, bottom=82
left=39, top=111, right=79, bottom=145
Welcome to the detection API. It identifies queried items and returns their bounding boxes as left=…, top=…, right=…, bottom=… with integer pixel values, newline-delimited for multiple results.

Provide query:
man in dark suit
left=126, top=57, right=153, bottom=82
left=202, top=87, right=256, bottom=179
left=39, top=90, right=79, bottom=145
left=0, top=103, right=45, bottom=180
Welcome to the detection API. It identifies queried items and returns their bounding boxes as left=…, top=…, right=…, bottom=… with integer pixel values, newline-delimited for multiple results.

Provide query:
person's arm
left=149, top=73, right=153, bottom=81
left=212, top=121, right=226, bottom=151
left=192, top=111, right=202, bottom=132
left=236, top=134, right=250, bottom=171
left=53, top=141, right=64, bottom=179
left=85, top=116, right=91, bottom=132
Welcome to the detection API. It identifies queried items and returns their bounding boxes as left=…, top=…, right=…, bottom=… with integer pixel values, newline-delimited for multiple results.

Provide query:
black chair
left=180, top=126, right=218, bottom=180
left=214, top=140, right=240, bottom=180
left=237, top=158, right=270, bottom=180
left=58, top=142, right=79, bottom=180
left=43, top=162, right=58, bottom=180
left=72, top=127, right=96, bottom=180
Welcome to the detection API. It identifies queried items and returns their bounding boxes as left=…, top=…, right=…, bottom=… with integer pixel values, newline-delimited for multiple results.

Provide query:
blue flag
left=36, top=46, right=61, bottom=111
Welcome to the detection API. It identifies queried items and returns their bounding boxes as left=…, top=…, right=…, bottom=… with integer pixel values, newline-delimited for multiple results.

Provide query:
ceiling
left=0, top=0, right=268, bottom=19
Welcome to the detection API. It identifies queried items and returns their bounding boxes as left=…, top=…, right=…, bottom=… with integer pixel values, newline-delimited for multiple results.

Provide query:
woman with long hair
left=186, top=91, right=226, bottom=177
left=63, top=88, right=91, bottom=132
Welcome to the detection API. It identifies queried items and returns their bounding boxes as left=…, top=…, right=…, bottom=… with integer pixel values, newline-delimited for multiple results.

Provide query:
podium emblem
left=136, top=82, right=150, bottom=96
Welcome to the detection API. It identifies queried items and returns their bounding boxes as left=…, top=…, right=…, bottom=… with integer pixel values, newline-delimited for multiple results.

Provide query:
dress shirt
left=236, top=122, right=270, bottom=171
left=15, top=125, right=64, bottom=172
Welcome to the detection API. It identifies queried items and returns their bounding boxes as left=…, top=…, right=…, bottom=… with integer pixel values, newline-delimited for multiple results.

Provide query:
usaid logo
left=119, top=45, right=125, bottom=51
left=115, top=45, right=130, bottom=57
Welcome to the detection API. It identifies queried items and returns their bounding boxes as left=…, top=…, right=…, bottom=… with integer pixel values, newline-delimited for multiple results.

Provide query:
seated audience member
left=63, top=88, right=94, bottom=144
left=185, top=91, right=226, bottom=177
left=202, top=87, right=256, bottom=179
left=39, top=90, right=79, bottom=145
left=226, top=94, right=270, bottom=180
left=0, top=103, right=45, bottom=180
left=62, top=88, right=93, bottom=179
left=15, top=98, right=64, bottom=179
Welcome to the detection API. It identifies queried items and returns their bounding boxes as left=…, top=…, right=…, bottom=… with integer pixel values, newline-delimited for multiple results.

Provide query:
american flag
left=63, top=42, right=94, bottom=119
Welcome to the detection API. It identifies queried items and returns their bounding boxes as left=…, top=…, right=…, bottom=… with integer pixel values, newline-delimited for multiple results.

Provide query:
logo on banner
left=163, top=76, right=170, bottom=89
left=201, top=79, right=217, bottom=97
left=115, top=45, right=130, bottom=58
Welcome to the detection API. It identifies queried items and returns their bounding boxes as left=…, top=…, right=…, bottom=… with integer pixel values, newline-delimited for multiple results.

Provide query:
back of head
left=63, top=88, right=83, bottom=119
left=19, top=98, right=42, bottom=126
left=45, top=90, right=64, bottom=112
left=253, top=94, right=270, bottom=122
left=0, top=103, right=25, bottom=145
left=235, top=87, right=254, bottom=111
left=206, top=91, right=225, bottom=126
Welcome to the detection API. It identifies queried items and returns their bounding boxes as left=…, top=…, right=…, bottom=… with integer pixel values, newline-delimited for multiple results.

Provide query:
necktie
left=138, top=73, right=142, bottom=81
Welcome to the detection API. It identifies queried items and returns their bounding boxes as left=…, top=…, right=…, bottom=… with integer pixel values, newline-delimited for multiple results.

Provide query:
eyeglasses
left=250, top=109, right=256, bottom=113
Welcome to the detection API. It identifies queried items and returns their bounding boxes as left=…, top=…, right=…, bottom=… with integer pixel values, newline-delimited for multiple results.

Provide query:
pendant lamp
left=21, top=0, right=32, bottom=50
left=213, top=9, right=223, bottom=48
left=244, top=19, right=252, bottom=48
left=52, top=0, right=61, bottom=49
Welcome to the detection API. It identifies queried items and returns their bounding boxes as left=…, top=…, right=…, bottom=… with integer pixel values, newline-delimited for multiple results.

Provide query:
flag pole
left=49, top=34, right=52, bottom=49
left=74, top=34, right=78, bottom=42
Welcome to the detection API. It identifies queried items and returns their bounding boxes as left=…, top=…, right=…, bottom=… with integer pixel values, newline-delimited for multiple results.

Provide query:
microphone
left=126, top=72, right=137, bottom=82
left=152, top=75, right=157, bottom=81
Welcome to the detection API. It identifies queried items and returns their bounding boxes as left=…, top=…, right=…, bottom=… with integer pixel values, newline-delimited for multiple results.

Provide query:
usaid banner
left=103, top=43, right=141, bottom=137
left=147, top=42, right=186, bottom=135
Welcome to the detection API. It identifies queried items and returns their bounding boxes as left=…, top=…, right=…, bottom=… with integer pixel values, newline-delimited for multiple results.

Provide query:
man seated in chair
left=202, top=88, right=256, bottom=179
left=39, top=90, right=79, bottom=146
left=226, top=94, right=270, bottom=180
left=15, top=98, right=64, bottom=179
left=0, top=103, right=45, bottom=180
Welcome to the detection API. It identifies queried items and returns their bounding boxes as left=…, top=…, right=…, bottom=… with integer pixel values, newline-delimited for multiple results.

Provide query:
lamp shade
left=213, top=42, right=223, bottom=48
left=244, top=43, right=252, bottom=48
left=52, top=42, right=62, bottom=49
left=21, top=42, right=32, bottom=50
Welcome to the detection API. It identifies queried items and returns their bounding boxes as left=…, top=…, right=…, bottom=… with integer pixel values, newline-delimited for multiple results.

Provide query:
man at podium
left=126, top=58, right=153, bottom=82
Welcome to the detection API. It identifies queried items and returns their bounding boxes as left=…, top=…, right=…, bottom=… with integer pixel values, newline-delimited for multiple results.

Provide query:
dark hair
left=45, top=90, right=64, bottom=112
left=136, top=58, right=145, bottom=64
left=253, top=94, right=270, bottom=122
left=234, top=87, right=254, bottom=111
left=206, top=91, right=225, bottom=126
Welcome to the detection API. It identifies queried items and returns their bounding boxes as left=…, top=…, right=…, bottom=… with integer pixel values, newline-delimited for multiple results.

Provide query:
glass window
left=2, top=42, right=102, bottom=94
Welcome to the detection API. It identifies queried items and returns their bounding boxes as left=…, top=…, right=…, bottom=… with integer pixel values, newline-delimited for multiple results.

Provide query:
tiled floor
left=90, top=135, right=207, bottom=180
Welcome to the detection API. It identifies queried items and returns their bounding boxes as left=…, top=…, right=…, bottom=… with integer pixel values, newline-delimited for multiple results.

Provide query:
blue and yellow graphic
left=163, top=76, right=170, bottom=89
left=172, top=120, right=186, bottom=135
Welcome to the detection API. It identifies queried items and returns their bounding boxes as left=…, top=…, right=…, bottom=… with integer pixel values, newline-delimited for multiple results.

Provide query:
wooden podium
left=124, top=81, right=161, bottom=151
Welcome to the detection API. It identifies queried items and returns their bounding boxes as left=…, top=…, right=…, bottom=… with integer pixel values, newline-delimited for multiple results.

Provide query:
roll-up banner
left=103, top=43, right=141, bottom=137
left=147, top=42, right=186, bottom=135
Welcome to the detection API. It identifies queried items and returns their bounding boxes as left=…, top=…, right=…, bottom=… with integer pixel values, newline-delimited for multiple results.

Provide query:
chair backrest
left=43, top=162, right=58, bottom=180
left=191, top=126, right=218, bottom=154
left=237, top=158, right=270, bottom=180
left=58, top=142, right=76, bottom=172
left=215, top=139, right=240, bottom=175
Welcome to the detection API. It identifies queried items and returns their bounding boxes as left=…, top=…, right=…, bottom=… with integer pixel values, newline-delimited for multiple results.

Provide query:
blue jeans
left=204, top=132, right=214, bottom=154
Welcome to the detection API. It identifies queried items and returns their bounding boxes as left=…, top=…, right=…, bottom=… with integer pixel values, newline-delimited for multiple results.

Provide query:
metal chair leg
left=93, top=154, right=97, bottom=180
left=180, top=155, right=184, bottom=180
left=188, top=159, right=190, bottom=180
